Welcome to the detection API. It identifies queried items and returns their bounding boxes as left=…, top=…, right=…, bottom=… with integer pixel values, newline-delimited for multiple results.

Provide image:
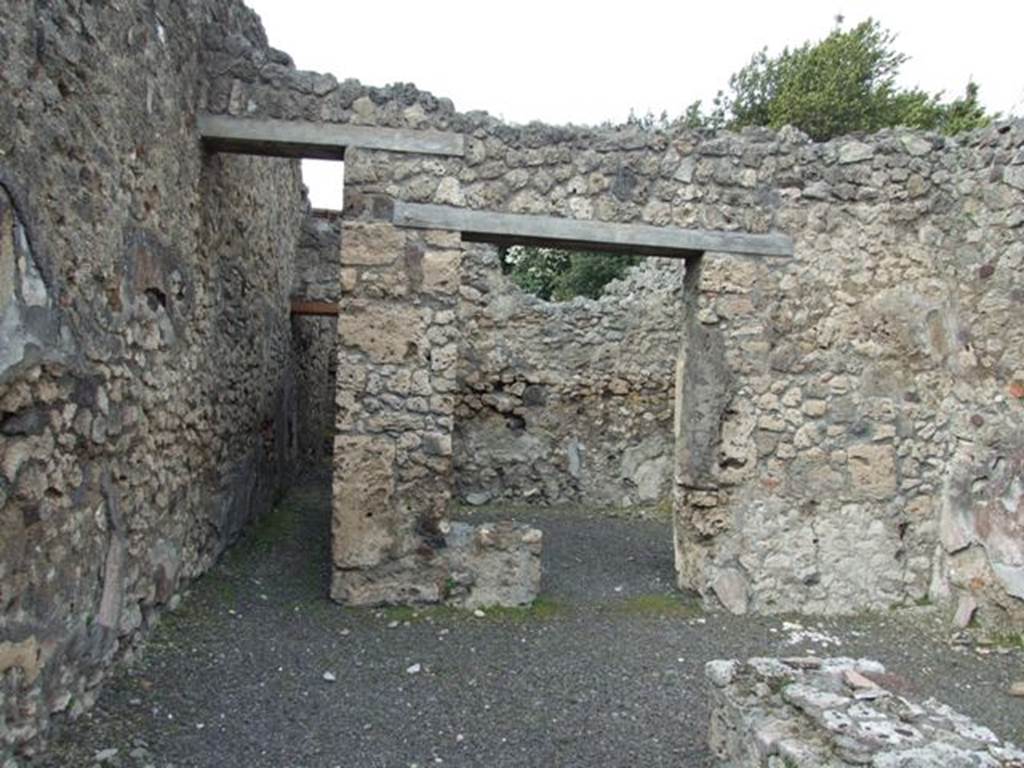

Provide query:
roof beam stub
left=390, top=202, right=794, bottom=260
left=198, top=115, right=465, bottom=160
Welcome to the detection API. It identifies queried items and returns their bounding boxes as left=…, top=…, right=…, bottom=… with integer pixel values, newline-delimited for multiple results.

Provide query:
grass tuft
left=610, top=593, right=703, bottom=618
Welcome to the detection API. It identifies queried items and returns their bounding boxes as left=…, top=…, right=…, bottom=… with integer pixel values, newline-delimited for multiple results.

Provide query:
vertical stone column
left=330, top=191, right=462, bottom=605
left=673, top=253, right=774, bottom=614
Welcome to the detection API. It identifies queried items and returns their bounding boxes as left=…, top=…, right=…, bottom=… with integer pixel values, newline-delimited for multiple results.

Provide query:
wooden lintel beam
left=392, top=202, right=794, bottom=259
left=291, top=300, right=339, bottom=317
left=199, top=115, right=465, bottom=159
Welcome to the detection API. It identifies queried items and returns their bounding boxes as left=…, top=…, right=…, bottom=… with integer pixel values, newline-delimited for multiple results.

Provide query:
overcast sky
left=243, top=0, right=1023, bottom=208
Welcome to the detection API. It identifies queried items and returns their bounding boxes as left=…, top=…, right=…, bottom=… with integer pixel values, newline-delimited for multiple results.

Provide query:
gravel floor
left=36, top=478, right=1024, bottom=767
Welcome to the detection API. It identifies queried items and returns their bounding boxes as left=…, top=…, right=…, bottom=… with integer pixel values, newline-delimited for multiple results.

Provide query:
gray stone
left=953, top=594, right=977, bottom=629
left=712, top=568, right=750, bottom=615
left=705, top=659, right=738, bottom=687
left=838, top=141, right=875, bottom=164
left=443, top=521, right=543, bottom=609
left=902, top=135, right=934, bottom=157
left=1004, top=166, right=1024, bottom=191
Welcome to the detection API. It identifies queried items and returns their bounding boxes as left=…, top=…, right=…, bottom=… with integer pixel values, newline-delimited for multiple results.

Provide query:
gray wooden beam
left=198, top=115, right=465, bottom=160
left=391, top=202, right=793, bottom=258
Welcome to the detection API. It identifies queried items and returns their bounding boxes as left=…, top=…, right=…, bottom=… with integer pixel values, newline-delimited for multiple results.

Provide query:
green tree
left=685, top=18, right=993, bottom=140
left=499, top=246, right=569, bottom=300
left=501, top=246, right=640, bottom=301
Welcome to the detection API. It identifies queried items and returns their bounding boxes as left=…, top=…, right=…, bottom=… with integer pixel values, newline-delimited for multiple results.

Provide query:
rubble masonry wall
left=0, top=0, right=306, bottom=756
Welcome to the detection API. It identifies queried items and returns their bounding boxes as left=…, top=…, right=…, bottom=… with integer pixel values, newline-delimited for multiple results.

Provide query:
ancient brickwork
left=329, top=205, right=543, bottom=607
left=0, top=0, right=305, bottom=758
left=706, top=656, right=1024, bottom=766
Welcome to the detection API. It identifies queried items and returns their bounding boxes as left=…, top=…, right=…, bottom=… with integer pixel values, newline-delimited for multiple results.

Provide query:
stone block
left=847, top=443, right=897, bottom=500
left=443, top=521, right=543, bottom=609
left=838, top=141, right=875, bottom=164
left=332, top=435, right=399, bottom=568
left=0, top=637, right=40, bottom=684
left=0, top=196, right=16, bottom=314
left=711, top=567, right=750, bottom=614
left=953, top=593, right=978, bottom=628
left=339, top=267, right=358, bottom=292
left=330, top=520, right=542, bottom=609
left=337, top=301, right=428, bottom=364
left=434, top=177, right=465, bottom=206
left=421, top=249, right=461, bottom=294
left=1004, top=166, right=1024, bottom=191
left=331, top=558, right=443, bottom=606
left=340, top=221, right=405, bottom=266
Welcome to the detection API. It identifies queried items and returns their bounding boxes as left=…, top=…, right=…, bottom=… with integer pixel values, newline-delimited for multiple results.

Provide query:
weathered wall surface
left=332, top=121, right=1024, bottom=629
left=456, top=250, right=681, bottom=508
left=204, top=40, right=1024, bottom=628
left=0, top=0, right=305, bottom=757
left=292, top=212, right=342, bottom=463
left=331, top=217, right=462, bottom=604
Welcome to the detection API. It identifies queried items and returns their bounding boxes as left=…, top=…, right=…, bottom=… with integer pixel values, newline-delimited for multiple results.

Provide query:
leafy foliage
left=500, top=246, right=640, bottom=301
left=683, top=18, right=993, bottom=140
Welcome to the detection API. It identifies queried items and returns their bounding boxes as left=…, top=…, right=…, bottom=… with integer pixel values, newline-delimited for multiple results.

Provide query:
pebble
left=94, top=748, right=119, bottom=763
left=473, top=609, right=485, bottom=618
left=843, top=669, right=878, bottom=690
left=1009, top=681, right=1024, bottom=697
left=323, top=671, right=337, bottom=682
left=406, top=663, right=422, bottom=674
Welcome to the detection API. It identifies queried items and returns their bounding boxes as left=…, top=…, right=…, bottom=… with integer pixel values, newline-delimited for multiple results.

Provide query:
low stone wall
left=455, top=247, right=681, bottom=508
left=706, top=656, right=1024, bottom=766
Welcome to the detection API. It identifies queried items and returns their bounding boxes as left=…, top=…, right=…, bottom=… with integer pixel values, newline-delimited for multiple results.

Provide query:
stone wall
left=3, top=0, right=1021, bottom=754
left=0, top=0, right=306, bottom=758
left=330, top=209, right=545, bottom=608
left=330, top=217, right=462, bottom=603
left=456, top=249, right=681, bottom=508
